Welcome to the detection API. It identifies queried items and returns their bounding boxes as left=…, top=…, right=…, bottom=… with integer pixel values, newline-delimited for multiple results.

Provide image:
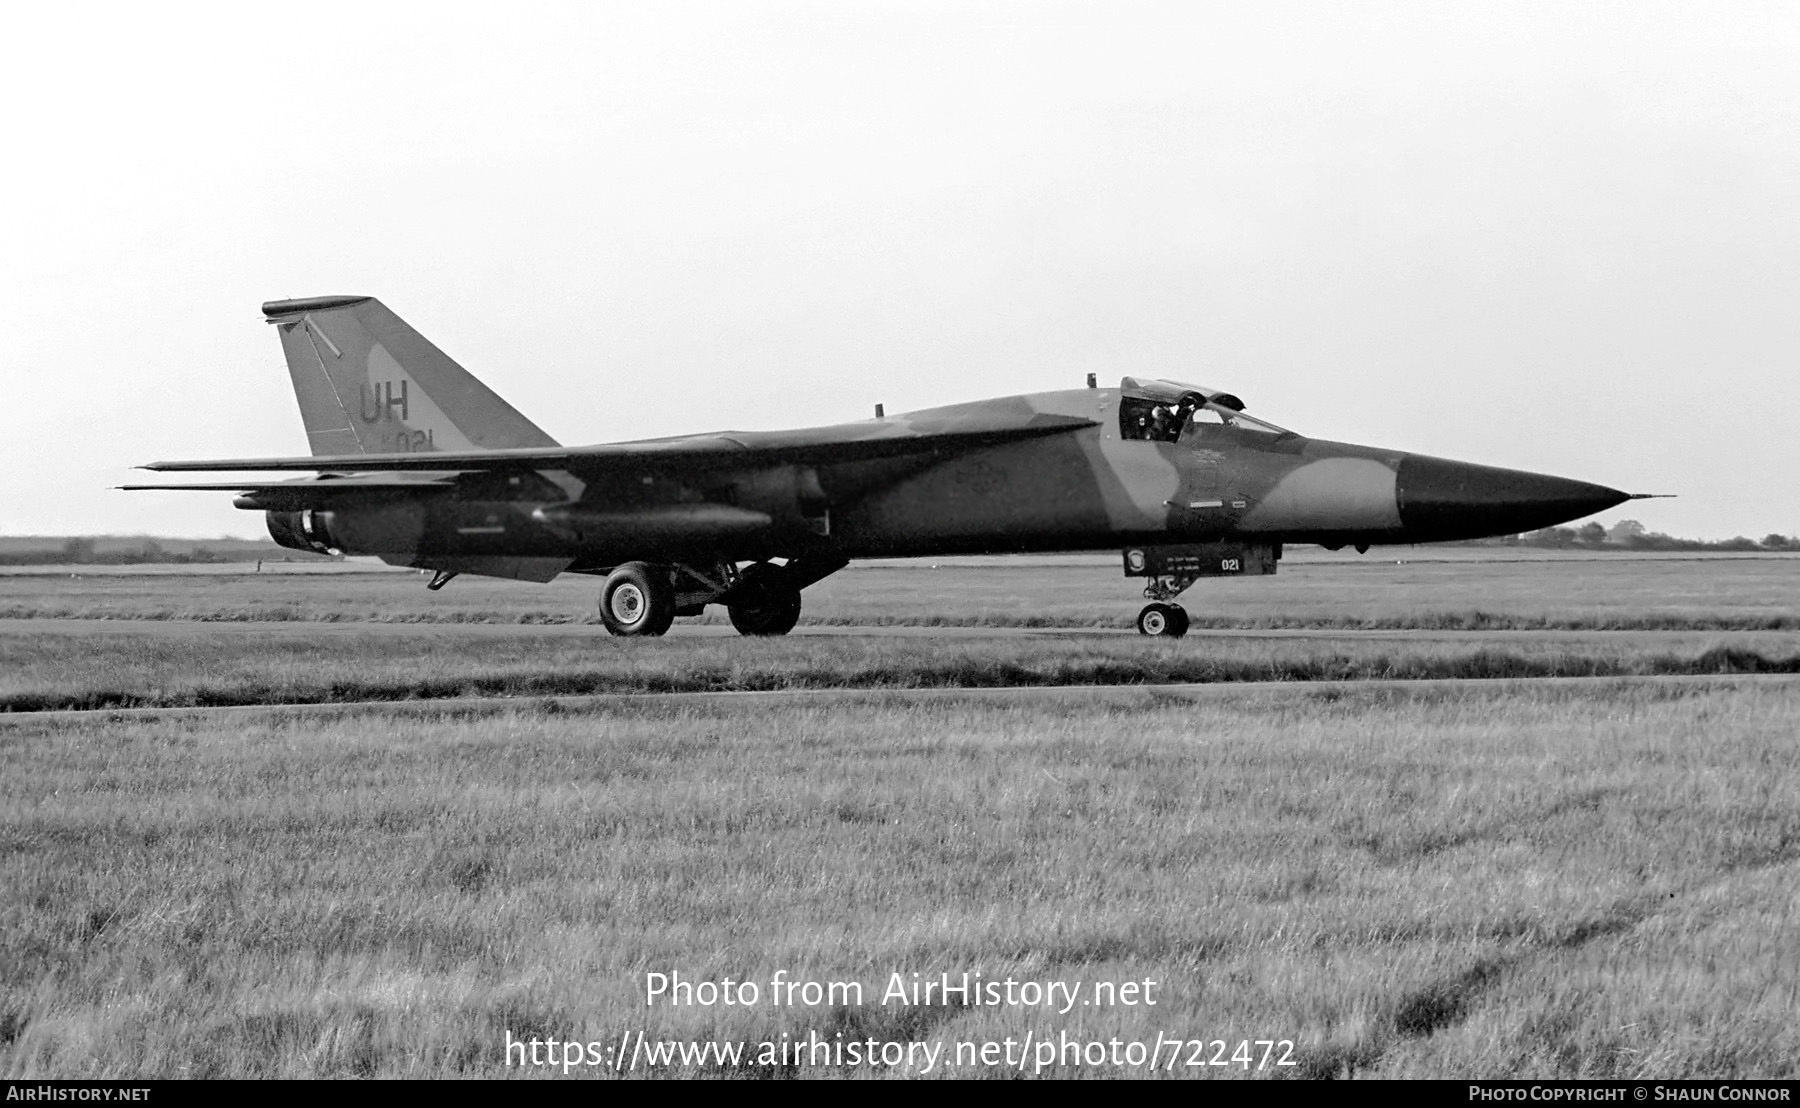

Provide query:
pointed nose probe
left=1395, top=454, right=1633, bottom=542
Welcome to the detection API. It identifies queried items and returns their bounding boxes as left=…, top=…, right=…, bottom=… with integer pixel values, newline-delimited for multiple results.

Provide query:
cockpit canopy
left=1117, top=377, right=1295, bottom=444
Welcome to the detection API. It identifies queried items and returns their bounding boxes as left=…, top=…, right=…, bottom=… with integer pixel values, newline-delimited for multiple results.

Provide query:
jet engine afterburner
left=265, top=509, right=339, bottom=555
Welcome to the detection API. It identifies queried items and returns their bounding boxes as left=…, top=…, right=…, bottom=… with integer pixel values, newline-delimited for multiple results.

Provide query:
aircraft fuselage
left=270, top=385, right=1627, bottom=571
left=137, top=295, right=1634, bottom=637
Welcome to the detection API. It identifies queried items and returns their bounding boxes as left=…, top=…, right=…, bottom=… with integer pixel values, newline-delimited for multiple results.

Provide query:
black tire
left=728, top=594, right=801, bottom=636
left=599, top=562, right=675, bottom=637
left=1166, top=605, right=1190, bottom=638
left=1136, top=602, right=1188, bottom=638
left=726, top=563, right=802, bottom=636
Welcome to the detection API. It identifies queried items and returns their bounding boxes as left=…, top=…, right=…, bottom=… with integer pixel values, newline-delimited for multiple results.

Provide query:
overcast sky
left=3, top=1, right=1795, bottom=540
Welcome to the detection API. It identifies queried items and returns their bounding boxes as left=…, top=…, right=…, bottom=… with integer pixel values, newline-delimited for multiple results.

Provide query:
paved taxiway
left=5, top=617, right=1799, bottom=649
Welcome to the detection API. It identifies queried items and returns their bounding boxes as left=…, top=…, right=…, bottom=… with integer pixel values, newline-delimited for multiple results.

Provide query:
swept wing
left=137, top=416, right=1097, bottom=476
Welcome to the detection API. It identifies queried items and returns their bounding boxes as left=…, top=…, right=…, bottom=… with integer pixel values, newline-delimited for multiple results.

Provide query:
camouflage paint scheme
left=128, top=296, right=1633, bottom=635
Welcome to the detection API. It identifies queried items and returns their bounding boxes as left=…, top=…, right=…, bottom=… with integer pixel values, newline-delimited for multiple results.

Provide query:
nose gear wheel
left=1136, top=603, right=1189, bottom=638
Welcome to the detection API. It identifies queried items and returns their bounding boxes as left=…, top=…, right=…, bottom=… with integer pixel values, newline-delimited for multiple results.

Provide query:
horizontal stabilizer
left=121, top=477, right=458, bottom=492
left=121, top=473, right=459, bottom=512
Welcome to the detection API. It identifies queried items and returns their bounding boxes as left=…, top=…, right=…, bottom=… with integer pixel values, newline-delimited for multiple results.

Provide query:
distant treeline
left=0, top=536, right=337, bottom=565
left=1475, top=520, right=1798, bottom=553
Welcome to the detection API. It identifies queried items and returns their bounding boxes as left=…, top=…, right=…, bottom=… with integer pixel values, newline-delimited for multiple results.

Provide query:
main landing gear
left=598, top=562, right=676, bottom=637
left=722, top=562, right=802, bottom=636
left=595, top=555, right=846, bottom=638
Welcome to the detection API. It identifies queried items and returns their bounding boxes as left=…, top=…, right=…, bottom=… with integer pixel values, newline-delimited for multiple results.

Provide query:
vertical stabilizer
left=260, top=295, right=560, bottom=456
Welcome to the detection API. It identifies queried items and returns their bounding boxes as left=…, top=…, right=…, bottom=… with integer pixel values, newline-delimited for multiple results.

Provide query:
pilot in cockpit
left=1120, top=380, right=1280, bottom=444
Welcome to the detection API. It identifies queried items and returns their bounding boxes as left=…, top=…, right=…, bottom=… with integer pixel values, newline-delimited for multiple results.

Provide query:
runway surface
left=5, top=617, right=1799, bottom=648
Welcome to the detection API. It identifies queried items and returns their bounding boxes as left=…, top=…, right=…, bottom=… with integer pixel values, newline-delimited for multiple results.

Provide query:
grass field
left=3, top=683, right=1797, bottom=1078
left=2, top=624, right=1798, bottom=713
left=3, top=553, right=1797, bottom=1079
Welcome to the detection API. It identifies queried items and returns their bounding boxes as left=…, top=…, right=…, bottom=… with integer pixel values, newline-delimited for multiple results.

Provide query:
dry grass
left=3, top=682, right=1798, bottom=1078
left=4, top=555, right=1797, bottom=1078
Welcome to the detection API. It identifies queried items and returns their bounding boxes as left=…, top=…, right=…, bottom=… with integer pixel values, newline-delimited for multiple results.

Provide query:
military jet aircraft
left=127, top=295, right=1639, bottom=637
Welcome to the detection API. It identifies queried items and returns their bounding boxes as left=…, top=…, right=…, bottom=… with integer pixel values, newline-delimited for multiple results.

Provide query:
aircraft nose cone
left=1396, top=454, right=1631, bottom=542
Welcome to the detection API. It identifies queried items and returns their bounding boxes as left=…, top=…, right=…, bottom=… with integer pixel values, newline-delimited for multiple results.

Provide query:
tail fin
left=261, top=295, right=560, bottom=456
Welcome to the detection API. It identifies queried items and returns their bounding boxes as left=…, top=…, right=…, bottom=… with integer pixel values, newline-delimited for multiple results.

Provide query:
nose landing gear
left=1121, top=542, right=1283, bottom=638
left=1135, top=571, right=1195, bottom=638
